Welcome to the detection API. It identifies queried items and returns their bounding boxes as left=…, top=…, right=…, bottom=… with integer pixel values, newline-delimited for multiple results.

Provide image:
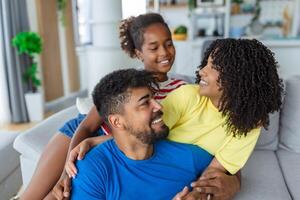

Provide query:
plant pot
left=231, top=3, right=241, bottom=15
left=25, top=92, right=44, bottom=121
left=172, top=34, right=187, bottom=41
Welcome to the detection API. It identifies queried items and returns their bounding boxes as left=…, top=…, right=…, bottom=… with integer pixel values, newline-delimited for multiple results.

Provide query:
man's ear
left=108, top=114, right=124, bottom=129
left=135, top=49, right=144, bottom=62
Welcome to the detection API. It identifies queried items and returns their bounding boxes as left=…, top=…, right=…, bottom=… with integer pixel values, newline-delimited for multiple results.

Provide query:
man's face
left=122, top=87, right=169, bottom=144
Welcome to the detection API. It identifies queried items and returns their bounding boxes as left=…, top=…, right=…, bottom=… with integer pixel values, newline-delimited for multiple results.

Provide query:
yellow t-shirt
left=162, top=84, right=261, bottom=174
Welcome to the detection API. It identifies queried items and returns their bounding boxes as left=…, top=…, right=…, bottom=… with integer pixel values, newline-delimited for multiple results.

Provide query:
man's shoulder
left=155, top=140, right=213, bottom=171
left=156, top=140, right=211, bottom=157
left=77, top=139, right=115, bottom=169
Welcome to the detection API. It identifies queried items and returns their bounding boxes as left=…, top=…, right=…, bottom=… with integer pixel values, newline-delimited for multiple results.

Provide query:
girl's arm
left=65, top=105, right=112, bottom=174
left=51, top=106, right=112, bottom=199
left=68, top=106, right=104, bottom=150
left=65, top=135, right=112, bottom=177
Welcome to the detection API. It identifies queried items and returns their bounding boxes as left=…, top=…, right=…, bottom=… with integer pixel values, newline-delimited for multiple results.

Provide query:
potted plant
left=12, top=31, right=44, bottom=121
left=172, top=25, right=188, bottom=41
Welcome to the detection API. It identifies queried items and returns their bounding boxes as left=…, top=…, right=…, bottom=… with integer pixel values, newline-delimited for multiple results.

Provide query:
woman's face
left=198, top=55, right=223, bottom=107
left=136, top=23, right=175, bottom=81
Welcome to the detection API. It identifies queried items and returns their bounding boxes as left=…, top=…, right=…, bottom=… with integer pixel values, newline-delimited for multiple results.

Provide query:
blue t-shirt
left=71, top=139, right=213, bottom=200
left=59, top=114, right=105, bottom=137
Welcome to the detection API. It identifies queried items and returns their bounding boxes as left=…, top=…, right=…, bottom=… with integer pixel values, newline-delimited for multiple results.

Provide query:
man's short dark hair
left=92, top=68, right=158, bottom=125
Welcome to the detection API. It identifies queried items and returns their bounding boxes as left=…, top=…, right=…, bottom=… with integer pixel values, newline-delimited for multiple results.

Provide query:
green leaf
left=174, top=25, right=187, bottom=34
left=11, top=32, right=43, bottom=91
left=11, top=32, right=43, bottom=56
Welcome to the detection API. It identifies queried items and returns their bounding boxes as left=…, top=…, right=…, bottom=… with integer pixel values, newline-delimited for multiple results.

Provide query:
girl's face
left=198, top=55, right=223, bottom=107
left=136, top=23, right=175, bottom=81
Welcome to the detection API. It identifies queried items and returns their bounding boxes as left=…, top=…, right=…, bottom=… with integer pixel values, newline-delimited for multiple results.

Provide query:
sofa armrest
left=13, top=106, right=78, bottom=159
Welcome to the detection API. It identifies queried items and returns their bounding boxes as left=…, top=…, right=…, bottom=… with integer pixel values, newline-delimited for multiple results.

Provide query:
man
left=71, top=69, right=213, bottom=200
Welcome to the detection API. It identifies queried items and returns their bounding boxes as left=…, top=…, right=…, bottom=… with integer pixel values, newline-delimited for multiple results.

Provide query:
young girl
left=20, top=13, right=187, bottom=200
left=66, top=38, right=284, bottom=200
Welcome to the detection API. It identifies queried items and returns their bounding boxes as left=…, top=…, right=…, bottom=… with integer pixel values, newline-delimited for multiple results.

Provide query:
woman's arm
left=191, top=157, right=241, bottom=200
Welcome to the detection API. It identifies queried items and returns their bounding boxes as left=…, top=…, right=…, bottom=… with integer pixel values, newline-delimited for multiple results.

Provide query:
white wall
left=173, top=39, right=300, bottom=80
left=78, top=0, right=144, bottom=94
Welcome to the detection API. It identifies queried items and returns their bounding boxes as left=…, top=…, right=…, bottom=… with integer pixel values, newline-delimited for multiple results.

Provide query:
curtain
left=0, top=0, right=31, bottom=122
left=0, top=30, right=10, bottom=125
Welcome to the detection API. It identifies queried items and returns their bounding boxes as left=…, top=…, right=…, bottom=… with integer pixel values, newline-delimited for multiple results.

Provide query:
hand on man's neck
left=114, top=133, right=154, bottom=160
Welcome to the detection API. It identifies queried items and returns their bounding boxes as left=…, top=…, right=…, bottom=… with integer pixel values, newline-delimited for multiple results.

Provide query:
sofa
left=0, top=131, right=22, bottom=200
left=13, top=75, right=300, bottom=200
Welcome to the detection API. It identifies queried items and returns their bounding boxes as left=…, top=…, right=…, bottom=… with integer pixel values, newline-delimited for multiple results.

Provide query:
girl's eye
left=166, top=41, right=173, bottom=46
left=149, top=47, right=158, bottom=51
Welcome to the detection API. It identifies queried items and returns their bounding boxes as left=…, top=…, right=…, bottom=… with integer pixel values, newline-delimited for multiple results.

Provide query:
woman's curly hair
left=196, top=38, right=284, bottom=137
left=119, top=13, right=171, bottom=58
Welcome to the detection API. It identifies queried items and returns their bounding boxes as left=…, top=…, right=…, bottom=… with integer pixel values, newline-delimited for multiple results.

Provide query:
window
left=73, top=0, right=92, bottom=45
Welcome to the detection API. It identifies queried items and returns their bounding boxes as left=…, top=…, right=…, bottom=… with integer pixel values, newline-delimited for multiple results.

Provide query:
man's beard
left=126, top=112, right=169, bottom=144
left=133, top=124, right=169, bottom=144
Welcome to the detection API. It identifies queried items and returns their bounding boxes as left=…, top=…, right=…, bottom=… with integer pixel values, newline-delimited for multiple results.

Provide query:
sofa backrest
left=255, top=112, right=280, bottom=151
left=13, top=106, right=78, bottom=158
left=279, top=75, right=300, bottom=153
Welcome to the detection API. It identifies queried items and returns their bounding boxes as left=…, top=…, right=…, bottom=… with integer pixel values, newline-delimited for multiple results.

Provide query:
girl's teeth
left=160, top=60, right=169, bottom=64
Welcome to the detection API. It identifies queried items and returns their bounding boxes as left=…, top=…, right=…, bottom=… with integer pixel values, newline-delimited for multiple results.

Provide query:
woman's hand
left=191, top=168, right=241, bottom=200
left=172, top=186, right=189, bottom=200
left=65, top=139, right=92, bottom=178
left=173, top=186, right=206, bottom=200
left=52, top=173, right=71, bottom=200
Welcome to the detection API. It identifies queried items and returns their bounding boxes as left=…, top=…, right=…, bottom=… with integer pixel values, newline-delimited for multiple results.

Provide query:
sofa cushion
left=279, top=75, right=300, bottom=153
left=76, top=97, right=93, bottom=115
left=255, top=112, right=280, bottom=151
left=14, top=106, right=78, bottom=159
left=276, top=149, right=300, bottom=200
left=234, top=150, right=291, bottom=200
left=0, top=131, right=20, bottom=183
left=0, top=166, right=21, bottom=200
